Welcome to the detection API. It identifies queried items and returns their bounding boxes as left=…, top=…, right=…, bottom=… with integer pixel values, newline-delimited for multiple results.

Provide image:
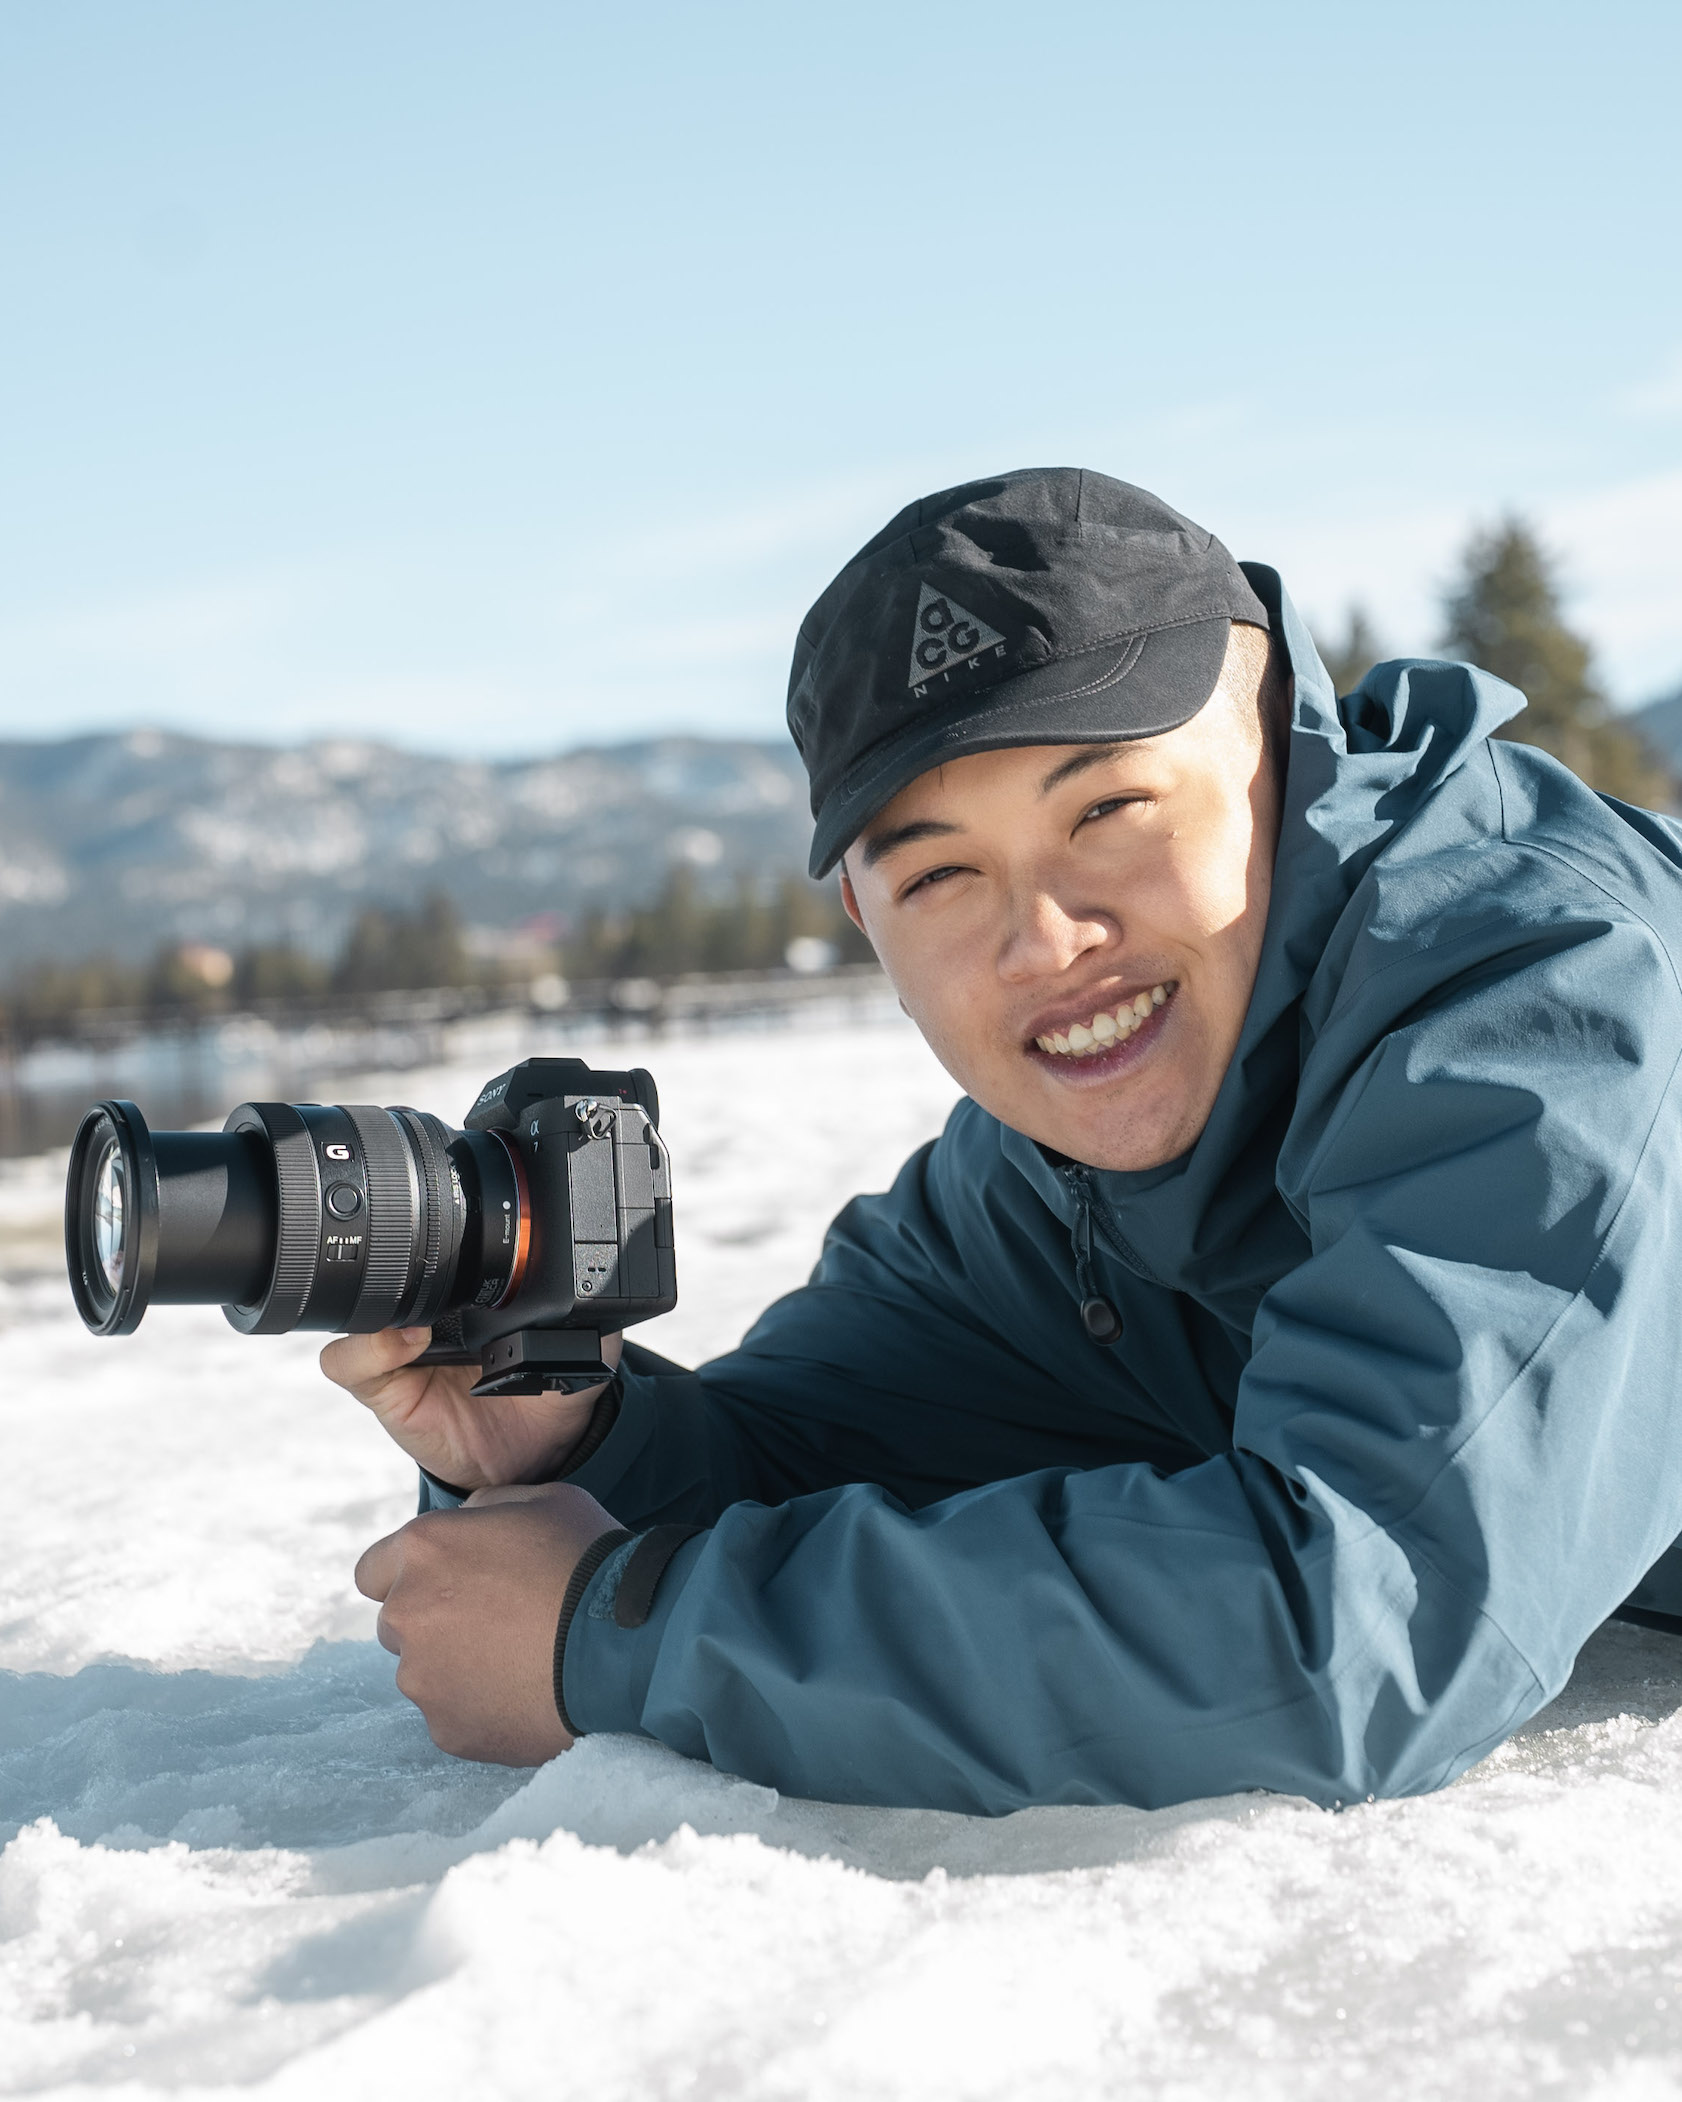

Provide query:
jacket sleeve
left=563, top=902, right=1682, bottom=1814
left=562, top=1101, right=1203, bottom=1529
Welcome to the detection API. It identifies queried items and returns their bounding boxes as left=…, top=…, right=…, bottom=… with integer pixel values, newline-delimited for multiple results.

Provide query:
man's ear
left=838, top=863, right=866, bottom=933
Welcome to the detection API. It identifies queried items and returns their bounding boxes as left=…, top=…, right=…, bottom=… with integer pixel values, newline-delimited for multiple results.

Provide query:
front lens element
left=92, top=1140, right=126, bottom=1294
left=66, top=1100, right=158, bottom=1336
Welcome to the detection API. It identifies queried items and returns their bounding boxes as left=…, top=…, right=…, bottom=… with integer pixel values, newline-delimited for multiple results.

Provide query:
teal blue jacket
left=443, top=568, right=1682, bottom=1812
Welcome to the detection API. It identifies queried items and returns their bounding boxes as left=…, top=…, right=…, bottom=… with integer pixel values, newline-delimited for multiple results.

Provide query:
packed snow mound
left=6, top=1018, right=1682, bottom=2098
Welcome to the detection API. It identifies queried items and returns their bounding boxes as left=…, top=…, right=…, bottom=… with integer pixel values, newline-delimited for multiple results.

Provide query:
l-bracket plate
left=470, top=1327, right=615, bottom=1397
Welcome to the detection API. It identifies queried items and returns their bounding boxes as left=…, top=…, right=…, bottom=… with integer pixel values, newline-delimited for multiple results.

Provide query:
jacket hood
left=1001, top=563, right=1528, bottom=1339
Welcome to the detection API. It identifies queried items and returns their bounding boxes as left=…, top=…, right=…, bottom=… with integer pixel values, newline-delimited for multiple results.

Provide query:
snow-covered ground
left=7, top=1014, right=1682, bottom=2099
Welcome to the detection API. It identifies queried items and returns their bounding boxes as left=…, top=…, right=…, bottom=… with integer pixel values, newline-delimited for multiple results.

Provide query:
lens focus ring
left=405, top=1112, right=447, bottom=1285
left=343, top=1106, right=421, bottom=1330
left=391, top=1108, right=463, bottom=1327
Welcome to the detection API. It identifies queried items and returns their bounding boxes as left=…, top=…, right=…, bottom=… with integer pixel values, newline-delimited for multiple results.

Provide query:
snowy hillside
left=6, top=1016, right=1682, bottom=2098
left=0, top=729, right=810, bottom=972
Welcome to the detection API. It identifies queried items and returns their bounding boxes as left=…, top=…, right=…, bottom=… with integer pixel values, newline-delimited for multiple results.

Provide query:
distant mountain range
left=3, top=695, right=1678, bottom=977
left=0, top=730, right=814, bottom=973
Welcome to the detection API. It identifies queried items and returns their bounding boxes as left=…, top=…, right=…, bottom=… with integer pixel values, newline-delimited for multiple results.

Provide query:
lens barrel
left=65, top=1098, right=525, bottom=1338
left=66, top=1103, right=276, bottom=1335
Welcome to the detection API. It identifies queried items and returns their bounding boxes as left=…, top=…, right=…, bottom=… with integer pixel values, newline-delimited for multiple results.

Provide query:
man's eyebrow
left=858, top=818, right=963, bottom=869
left=1038, top=743, right=1129, bottom=795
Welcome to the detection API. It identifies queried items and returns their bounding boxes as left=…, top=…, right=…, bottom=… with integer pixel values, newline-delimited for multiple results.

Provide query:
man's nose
left=996, top=888, right=1114, bottom=980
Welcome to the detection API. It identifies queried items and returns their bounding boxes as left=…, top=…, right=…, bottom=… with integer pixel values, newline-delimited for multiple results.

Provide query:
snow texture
left=7, top=1014, right=1682, bottom=2098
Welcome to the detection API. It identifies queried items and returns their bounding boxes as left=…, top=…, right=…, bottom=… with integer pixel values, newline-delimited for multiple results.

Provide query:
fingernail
left=401, top=1326, right=430, bottom=1344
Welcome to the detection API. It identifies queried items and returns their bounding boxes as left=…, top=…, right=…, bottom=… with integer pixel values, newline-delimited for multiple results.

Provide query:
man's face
left=840, top=627, right=1284, bottom=1172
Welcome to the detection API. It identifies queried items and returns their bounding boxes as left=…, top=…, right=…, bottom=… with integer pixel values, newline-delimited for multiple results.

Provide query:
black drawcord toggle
left=1067, top=1168, right=1124, bottom=1347
left=1081, top=1295, right=1124, bottom=1344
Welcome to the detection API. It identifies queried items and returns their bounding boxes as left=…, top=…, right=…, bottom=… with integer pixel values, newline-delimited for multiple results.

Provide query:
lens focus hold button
left=325, top=1183, right=363, bottom=1219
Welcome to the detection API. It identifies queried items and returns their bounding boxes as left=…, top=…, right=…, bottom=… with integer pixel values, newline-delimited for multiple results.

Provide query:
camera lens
left=91, top=1140, right=126, bottom=1294
left=65, top=1097, right=526, bottom=1339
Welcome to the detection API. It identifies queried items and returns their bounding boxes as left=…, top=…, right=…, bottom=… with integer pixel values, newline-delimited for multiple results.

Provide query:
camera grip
left=413, top=1309, right=478, bottom=1366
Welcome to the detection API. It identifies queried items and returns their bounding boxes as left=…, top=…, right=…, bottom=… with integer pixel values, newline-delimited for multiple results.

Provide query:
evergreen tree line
left=563, top=866, right=873, bottom=981
left=1315, top=518, right=1673, bottom=806
left=0, top=893, right=474, bottom=1043
left=0, top=874, right=871, bottom=1044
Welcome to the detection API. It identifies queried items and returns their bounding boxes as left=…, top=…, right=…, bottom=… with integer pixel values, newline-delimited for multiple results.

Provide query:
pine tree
left=1439, top=521, right=1671, bottom=805
left=331, top=891, right=469, bottom=995
left=233, top=943, right=328, bottom=1003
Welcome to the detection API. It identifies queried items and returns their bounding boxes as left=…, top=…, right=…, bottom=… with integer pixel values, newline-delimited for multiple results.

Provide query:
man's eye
left=901, top=864, right=966, bottom=899
left=1078, top=795, right=1144, bottom=830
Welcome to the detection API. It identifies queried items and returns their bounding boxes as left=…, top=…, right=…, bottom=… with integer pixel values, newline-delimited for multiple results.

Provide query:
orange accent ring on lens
left=489, top=1129, right=532, bottom=1308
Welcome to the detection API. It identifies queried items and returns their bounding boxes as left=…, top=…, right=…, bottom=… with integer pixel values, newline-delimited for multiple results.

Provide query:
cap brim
left=808, top=616, right=1233, bottom=878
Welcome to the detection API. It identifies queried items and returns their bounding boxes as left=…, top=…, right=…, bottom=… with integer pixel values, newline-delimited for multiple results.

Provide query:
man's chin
left=1054, top=1119, right=1193, bottom=1174
left=976, top=1081, right=1193, bottom=1173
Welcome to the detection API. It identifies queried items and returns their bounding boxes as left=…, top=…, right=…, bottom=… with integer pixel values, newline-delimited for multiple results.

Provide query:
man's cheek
left=892, top=950, right=989, bottom=1067
left=905, top=1002, right=985, bottom=1098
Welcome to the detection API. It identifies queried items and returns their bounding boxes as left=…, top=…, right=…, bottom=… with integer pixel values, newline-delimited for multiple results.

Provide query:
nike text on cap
left=788, top=467, right=1271, bottom=879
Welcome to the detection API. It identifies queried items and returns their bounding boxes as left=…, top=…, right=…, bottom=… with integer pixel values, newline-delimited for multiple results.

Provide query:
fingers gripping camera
left=64, top=1058, right=677, bottom=1397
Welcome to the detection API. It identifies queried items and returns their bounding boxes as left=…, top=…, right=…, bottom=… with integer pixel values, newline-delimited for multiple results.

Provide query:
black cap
left=788, top=467, right=1269, bottom=877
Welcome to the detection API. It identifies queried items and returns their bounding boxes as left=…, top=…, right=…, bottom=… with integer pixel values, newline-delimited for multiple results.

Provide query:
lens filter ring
left=222, top=1103, right=320, bottom=1334
left=65, top=1101, right=159, bottom=1335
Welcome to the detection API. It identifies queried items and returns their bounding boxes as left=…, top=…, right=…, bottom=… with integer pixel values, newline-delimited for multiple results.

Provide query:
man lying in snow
left=332, top=468, right=1682, bottom=1814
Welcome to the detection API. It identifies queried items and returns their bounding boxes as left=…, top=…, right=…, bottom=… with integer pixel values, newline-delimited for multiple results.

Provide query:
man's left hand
left=354, top=1482, right=621, bottom=1765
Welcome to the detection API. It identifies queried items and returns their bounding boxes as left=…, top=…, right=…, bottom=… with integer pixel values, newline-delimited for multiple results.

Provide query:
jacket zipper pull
left=1065, top=1167, right=1123, bottom=1346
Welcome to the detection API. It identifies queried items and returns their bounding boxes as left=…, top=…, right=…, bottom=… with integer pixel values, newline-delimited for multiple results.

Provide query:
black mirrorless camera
left=63, top=1058, right=676, bottom=1395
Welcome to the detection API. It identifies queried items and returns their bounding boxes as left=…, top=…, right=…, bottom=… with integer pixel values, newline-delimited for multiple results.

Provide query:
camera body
left=423, top=1058, right=676, bottom=1394
left=64, top=1056, right=676, bottom=1397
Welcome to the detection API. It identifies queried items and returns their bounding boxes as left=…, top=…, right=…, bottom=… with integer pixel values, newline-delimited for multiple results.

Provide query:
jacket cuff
left=551, top=1527, right=636, bottom=1736
left=560, top=1526, right=708, bottom=1737
left=556, top=1366, right=662, bottom=1506
left=557, top=1383, right=623, bottom=1476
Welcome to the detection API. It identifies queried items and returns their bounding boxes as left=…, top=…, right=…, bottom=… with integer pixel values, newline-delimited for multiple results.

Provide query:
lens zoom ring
left=240, top=1109, right=320, bottom=1334
left=344, top=1106, right=419, bottom=1328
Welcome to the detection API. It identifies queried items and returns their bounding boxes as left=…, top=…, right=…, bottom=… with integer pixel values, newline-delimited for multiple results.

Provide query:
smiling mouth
left=1031, top=982, right=1175, bottom=1061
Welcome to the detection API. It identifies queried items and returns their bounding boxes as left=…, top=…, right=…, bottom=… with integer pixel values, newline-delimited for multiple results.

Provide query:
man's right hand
left=320, top=1326, right=622, bottom=1493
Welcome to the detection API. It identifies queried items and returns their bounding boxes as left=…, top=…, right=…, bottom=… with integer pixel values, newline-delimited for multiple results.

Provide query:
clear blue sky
left=3, top=1, right=1679, bottom=755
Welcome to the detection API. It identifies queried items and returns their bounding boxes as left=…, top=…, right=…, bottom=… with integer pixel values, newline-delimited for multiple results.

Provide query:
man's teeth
left=1036, top=984, right=1169, bottom=1058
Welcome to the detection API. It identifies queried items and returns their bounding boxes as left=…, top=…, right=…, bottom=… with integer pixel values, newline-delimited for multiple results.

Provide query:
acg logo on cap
left=908, top=583, right=1006, bottom=697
